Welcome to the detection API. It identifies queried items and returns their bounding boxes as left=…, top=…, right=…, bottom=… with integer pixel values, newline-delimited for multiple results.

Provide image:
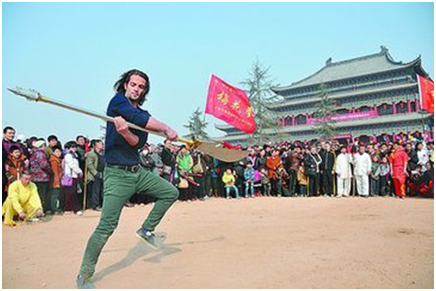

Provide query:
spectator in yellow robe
left=2, top=170, right=44, bottom=226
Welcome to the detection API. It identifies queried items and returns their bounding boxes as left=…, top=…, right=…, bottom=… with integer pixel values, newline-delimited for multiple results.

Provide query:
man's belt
left=107, top=164, right=141, bottom=173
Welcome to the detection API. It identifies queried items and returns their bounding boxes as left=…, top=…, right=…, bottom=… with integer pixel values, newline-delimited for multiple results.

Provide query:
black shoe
left=93, top=207, right=102, bottom=212
left=135, top=228, right=159, bottom=249
left=76, top=274, right=94, bottom=289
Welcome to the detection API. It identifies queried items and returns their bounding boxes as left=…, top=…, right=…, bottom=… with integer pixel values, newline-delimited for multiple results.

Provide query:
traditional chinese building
left=216, top=46, right=433, bottom=145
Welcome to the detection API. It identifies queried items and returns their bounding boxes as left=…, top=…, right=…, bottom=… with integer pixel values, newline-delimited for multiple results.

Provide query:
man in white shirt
left=353, top=145, right=372, bottom=197
left=334, top=146, right=352, bottom=197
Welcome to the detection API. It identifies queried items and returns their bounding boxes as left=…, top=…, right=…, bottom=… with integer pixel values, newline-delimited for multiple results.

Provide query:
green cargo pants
left=79, top=166, right=179, bottom=277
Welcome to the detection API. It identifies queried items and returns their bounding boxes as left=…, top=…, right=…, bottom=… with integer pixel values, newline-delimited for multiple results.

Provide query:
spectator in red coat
left=389, top=142, right=409, bottom=199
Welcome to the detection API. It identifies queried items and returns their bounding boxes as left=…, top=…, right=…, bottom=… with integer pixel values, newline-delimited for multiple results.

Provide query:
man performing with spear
left=75, top=69, right=180, bottom=288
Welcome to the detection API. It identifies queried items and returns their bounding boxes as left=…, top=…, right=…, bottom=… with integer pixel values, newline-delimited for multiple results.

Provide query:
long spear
left=7, top=87, right=248, bottom=163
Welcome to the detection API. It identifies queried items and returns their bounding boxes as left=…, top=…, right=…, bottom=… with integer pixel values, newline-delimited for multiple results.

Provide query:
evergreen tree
left=312, top=84, right=337, bottom=142
left=240, top=60, right=283, bottom=144
left=184, top=107, right=209, bottom=140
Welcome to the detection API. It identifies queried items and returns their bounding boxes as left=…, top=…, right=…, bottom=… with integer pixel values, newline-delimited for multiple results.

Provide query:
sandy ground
left=2, top=196, right=434, bottom=289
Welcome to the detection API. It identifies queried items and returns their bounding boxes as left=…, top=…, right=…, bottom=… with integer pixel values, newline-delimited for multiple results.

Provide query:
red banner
left=205, top=74, right=256, bottom=134
left=418, top=75, right=434, bottom=114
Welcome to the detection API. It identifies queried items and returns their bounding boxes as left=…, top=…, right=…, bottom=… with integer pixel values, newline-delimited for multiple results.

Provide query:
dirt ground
left=2, top=196, right=434, bottom=289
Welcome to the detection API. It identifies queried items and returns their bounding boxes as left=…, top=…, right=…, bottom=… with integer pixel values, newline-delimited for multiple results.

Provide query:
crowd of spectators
left=2, top=126, right=103, bottom=225
left=2, top=125, right=434, bottom=226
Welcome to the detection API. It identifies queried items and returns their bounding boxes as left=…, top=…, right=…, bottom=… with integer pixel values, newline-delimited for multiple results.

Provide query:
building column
left=292, top=116, right=296, bottom=126
left=415, top=98, right=421, bottom=111
left=407, top=100, right=412, bottom=113
left=392, top=102, right=397, bottom=114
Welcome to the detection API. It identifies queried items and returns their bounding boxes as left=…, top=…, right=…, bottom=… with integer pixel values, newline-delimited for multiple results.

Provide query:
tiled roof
left=271, top=46, right=421, bottom=92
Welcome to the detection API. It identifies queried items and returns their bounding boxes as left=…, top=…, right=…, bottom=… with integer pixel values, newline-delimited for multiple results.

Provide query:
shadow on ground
left=94, top=234, right=224, bottom=282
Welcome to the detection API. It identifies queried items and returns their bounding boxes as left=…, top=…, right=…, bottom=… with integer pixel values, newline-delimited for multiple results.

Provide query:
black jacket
left=407, top=150, right=419, bottom=171
left=161, top=147, right=176, bottom=168
left=304, top=154, right=321, bottom=177
left=320, top=151, right=335, bottom=171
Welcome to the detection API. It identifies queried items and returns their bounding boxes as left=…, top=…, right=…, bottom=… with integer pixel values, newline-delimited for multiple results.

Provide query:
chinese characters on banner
left=205, top=74, right=256, bottom=134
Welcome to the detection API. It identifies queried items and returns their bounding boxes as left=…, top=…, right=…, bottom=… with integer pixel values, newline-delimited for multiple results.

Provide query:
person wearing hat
left=29, top=139, right=52, bottom=213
